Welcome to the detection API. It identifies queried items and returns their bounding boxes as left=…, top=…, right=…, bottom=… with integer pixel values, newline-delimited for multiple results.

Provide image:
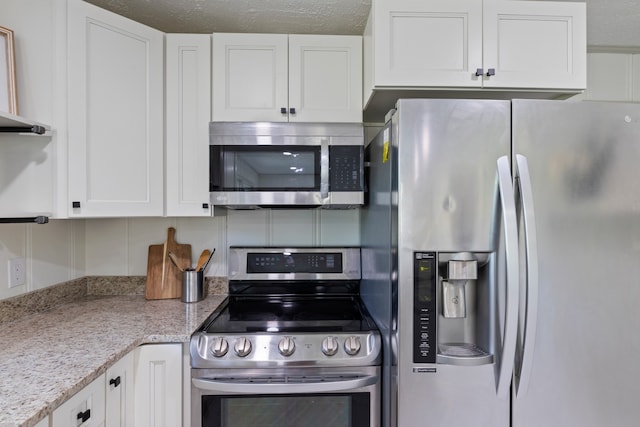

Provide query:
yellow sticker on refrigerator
left=382, top=128, right=390, bottom=163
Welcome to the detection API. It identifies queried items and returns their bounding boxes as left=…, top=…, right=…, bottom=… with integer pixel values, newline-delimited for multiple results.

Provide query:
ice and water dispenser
left=413, top=251, right=494, bottom=366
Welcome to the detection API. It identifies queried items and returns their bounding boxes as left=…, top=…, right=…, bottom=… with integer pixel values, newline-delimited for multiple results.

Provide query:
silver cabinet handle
left=513, top=154, right=539, bottom=398
left=495, top=156, right=519, bottom=399
left=192, top=375, right=378, bottom=394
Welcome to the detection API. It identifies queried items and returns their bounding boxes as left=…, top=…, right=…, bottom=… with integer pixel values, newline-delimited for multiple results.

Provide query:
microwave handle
left=320, top=138, right=330, bottom=199
left=192, top=375, right=378, bottom=394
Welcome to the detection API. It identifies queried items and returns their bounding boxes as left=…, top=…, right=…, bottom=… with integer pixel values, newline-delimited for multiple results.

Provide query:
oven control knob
left=321, top=336, right=339, bottom=356
left=278, top=336, right=296, bottom=357
left=344, top=336, right=361, bottom=356
left=234, top=337, right=252, bottom=357
left=210, top=337, right=229, bottom=358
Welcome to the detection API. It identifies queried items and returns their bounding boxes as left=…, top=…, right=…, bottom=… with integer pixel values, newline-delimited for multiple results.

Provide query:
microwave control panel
left=329, top=146, right=363, bottom=191
left=413, top=252, right=437, bottom=364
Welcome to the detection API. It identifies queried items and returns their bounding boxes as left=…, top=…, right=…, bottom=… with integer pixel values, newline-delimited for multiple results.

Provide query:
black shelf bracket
left=0, top=216, right=49, bottom=224
left=0, top=125, right=47, bottom=135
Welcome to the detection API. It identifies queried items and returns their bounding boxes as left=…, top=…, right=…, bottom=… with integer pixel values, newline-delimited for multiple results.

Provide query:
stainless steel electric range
left=190, top=247, right=381, bottom=427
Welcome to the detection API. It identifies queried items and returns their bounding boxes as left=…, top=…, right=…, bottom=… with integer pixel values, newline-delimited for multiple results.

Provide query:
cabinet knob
left=280, top=107, right=287, bottom=114
left=475, top=68, right=484, bottom=77
left=289, top=107, right=296, bottom=115
left=72, top=201, right=81, bottom=208
left=202, top=203, right=209, bottom=209
left=486, top=68, right=496, bottom=77
left=109, top=376, right=121, bottom=388
left=77, top=409, right=91, bottom=422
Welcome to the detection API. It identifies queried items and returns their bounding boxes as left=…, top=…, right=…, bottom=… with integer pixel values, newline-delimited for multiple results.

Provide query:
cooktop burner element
left=190, top=247, right=381, bottom=369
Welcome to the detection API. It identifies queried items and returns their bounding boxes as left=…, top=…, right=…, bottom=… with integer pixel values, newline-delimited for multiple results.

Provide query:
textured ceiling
left=85, top=0, right=640, bottom=48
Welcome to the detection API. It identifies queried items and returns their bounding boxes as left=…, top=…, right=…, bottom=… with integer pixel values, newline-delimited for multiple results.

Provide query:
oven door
left=192, top=366, right=380, bottom=427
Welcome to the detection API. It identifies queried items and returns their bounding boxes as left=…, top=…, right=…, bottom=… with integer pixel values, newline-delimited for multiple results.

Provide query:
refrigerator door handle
left=513, top=154, right=539, bottom=397
left=496, top=156, right=520, bottom=399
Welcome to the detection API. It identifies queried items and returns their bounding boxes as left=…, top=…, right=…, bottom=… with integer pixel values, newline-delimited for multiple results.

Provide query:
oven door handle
left=192, top=375, right=378, bottom=394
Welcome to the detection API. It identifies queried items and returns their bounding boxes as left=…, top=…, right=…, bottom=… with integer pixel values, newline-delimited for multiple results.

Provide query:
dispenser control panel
left=413, top=252, right=437, bottom=364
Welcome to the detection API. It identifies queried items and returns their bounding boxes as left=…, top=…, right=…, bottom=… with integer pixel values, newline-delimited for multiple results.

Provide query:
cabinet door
left=289, top=35, right=362, bottom=122
left=166, top=34, right=212, bottom=216
left=52, top=374, right=106, bottom=427
left=33, top=416, right=49, bottom=427
left=134, top=344, right=182, bottom=427
left=68, top=0, right=164, bottom=217
left=106, top=351, right=134, bottom=427
left=212, top=33, right=288, bottom=122
left=482, top=0, right=586, bottom=90
left=369, top=0, right=483, bottom=88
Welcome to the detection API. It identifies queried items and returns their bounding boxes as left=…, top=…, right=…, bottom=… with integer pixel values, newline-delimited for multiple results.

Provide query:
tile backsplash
left=0, top=209, right=359, bottom=301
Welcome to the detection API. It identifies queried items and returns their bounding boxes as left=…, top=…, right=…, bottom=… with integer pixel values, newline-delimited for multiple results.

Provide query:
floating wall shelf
left=0, top=111, right=51, bottom=135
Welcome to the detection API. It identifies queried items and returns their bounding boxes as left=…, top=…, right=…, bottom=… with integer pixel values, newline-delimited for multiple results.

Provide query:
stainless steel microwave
left=209, top=122, right=364, bottom=209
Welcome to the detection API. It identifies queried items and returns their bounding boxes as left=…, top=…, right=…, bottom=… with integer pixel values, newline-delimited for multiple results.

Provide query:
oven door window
left=211, top=146, right=321, bottom=191
left=203, top=393, right=370, bottom=427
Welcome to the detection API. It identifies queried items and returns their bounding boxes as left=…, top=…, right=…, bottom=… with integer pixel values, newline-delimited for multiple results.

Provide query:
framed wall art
left=0, top=25, right=18, bottom=115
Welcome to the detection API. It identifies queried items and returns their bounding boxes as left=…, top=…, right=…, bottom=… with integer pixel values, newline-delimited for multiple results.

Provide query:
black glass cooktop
left=201, top=295, right=377, bottom=334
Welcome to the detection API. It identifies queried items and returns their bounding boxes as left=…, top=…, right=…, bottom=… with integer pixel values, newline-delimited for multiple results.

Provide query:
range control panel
left=247, top=252, right=343, bottom=274
left=413, top=252, right=437, bottom=364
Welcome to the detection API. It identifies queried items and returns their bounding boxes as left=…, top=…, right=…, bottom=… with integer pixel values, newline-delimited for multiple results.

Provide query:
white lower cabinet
left=52, top=373, right=106, bottom=427
left=33, top=416, right=49, bottom=427
left=133, top=344, right=183, bottom=427
left=47, top=345, right=182, bottom=427
left=106, top=351, right=134, bottom=427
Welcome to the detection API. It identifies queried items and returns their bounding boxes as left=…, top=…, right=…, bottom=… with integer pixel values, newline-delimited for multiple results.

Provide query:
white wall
left=83, top=209, right=360, bottom=278
left=574, top=50, right=640, bottom=102
left=0, top=220, right=84, bottom=300
left=0, top=208, right=360, bottom=300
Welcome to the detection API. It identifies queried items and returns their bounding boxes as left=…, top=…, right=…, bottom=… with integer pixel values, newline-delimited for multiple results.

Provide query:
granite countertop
left=0, top=285, right=226, bottom=427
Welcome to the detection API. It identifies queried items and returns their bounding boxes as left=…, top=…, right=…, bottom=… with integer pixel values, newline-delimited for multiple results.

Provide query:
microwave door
left=211, top=145, right=325, bottom=208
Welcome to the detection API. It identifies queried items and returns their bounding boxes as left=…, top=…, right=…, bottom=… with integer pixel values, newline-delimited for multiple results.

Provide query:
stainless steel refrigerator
left=361, top=98, right=640, bottom=427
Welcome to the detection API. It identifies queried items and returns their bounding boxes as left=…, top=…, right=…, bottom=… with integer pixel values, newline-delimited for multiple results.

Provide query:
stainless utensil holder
left=182, top=269, right=204, bottom=303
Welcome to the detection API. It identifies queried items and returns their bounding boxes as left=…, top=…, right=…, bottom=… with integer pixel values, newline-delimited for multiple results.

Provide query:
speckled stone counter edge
left=0, top=276, right=228, bottom=325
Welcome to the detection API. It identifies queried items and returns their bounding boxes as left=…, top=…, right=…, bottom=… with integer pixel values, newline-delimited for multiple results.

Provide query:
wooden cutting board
left=145, top=227, right=191, bottom=300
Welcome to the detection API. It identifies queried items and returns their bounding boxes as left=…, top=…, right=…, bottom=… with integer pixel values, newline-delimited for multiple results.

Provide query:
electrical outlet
left=8, top=257, right=26, bottom=288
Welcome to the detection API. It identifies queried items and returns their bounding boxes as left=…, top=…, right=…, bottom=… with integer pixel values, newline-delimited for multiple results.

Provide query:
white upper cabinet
left=288, top=35, right=363, bottom=122
left=366, top=0, right=484, bottom=90
left=212, top=33, right=362, bottom=122
left=482, top=1, right=586, bottom=90
left=165, top=34, right=212, bottom=217
left=212, top=33, right=288, bottom=122
left=364, top=0, right=586, bottom=114
left=67, top=0, right=164, bottom=217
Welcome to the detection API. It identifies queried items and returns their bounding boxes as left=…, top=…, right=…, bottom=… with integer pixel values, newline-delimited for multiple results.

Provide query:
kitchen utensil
left=195, top=249, right=211, bottom=271
left=168, top=252, right=184, bottom=272
left=146, top=227, right=191, bottom=300
left=200, top=248, right=216, bottom=273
